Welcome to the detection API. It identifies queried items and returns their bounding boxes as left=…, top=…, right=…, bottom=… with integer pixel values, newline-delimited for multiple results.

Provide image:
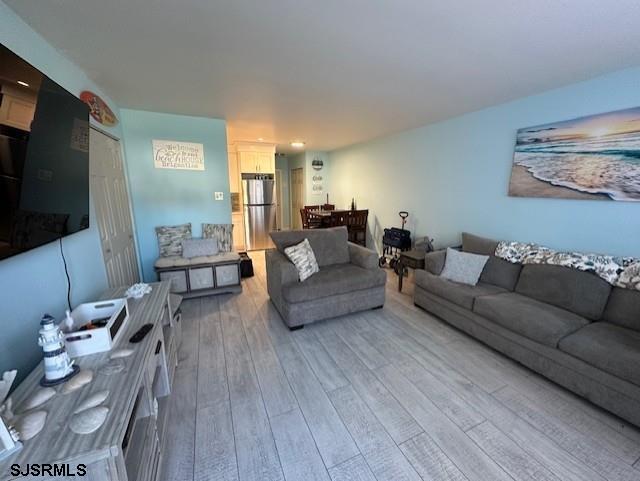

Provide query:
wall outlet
left=214, top=192, right=224, bottom=201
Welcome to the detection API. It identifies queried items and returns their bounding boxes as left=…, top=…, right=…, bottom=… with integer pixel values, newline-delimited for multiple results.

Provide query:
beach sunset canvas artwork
left=509, top=107, right=640, bottom=201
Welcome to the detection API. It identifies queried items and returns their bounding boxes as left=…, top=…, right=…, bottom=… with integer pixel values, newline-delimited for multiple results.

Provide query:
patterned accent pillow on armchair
left=155, top=223, right=192, bottom=257
left=202, top=223, right=233, bottom=252
left=284, top=238, right=319, bottom=282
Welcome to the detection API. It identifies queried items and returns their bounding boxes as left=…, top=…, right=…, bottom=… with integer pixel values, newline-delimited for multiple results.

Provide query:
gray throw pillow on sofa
left=182, top=238, right=219, bottom=258
left=440, top=247, right=489, bottom=286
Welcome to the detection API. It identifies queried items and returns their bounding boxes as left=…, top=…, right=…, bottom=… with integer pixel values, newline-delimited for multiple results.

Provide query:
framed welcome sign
left=152, top=140, right=205, bottom=171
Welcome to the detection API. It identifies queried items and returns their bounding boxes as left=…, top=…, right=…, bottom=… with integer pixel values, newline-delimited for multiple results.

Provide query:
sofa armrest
left=265, top=249, right=299, bottom=297
left=425, top=250, right=447, bottom=275
left=348, top=242, right=379, bottom=270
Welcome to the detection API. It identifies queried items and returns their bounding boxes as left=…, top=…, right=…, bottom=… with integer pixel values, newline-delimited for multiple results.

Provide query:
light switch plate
left=214, top=192, right=224, bottom=201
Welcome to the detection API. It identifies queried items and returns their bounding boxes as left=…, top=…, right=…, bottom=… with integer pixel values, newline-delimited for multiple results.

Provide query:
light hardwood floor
left=160, top=251, right=640, bottom=481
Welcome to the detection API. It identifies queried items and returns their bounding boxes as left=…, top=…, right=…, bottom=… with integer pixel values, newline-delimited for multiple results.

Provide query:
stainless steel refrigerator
left=242, top=173, right=276, bottom=250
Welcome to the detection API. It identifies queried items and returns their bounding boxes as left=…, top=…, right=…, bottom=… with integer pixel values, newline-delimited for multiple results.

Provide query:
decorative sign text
left=152, top=140, right=205, bottom=170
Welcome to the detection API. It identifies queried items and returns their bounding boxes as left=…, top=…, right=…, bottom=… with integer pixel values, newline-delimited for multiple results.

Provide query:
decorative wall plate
left=79, top=91, right=118, bottom=126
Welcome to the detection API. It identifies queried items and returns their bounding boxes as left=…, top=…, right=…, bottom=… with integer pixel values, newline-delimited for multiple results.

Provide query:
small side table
left=397, top=249, right=426, bottom=292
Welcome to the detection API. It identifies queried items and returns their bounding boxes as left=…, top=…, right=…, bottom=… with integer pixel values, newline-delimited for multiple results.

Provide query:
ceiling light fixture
left=257, top=137, right=264, bottom=141
left=290, top=141, right=305, bottom=148
left=17, top=80, right=29, bottom=87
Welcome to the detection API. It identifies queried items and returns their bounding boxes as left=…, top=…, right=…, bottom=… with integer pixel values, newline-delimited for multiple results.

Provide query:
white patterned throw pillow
left=440, top=247, right=489, bottom=286
left=284, top=238, right=319, bottom=282
left=617, top=261, right=640, bottom=291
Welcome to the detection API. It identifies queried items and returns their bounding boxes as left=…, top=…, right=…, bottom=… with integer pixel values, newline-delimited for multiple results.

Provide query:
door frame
left=289, top=167, right=304, bottom=230
left=275, top=168, right=285, bottom=230
left=90, top=126, right=142, bottom=283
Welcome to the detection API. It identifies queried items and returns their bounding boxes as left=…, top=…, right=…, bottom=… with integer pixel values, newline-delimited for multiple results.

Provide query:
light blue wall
left=120, top=109, right=230, bottom=282
left=0, top=1, right=120, bottom=383
left=330, top=67, right=640, bottom=257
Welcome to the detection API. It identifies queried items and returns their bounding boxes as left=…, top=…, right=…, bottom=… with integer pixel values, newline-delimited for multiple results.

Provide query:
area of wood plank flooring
left=160, top=251, right=640, bottom=481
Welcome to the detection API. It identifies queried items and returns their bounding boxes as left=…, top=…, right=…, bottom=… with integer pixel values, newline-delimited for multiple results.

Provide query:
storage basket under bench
left=155, top=252, right=242, bottom=297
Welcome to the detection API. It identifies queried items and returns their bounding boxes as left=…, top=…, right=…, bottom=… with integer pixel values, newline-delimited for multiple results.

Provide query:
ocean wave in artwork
left=514, top=131, right=640, bottom=201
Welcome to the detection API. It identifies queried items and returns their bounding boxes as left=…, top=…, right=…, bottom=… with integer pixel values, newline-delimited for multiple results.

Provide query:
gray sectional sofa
left=414, top=232, right=640, bottom=426
left=267, top=226, right=386, bottom=329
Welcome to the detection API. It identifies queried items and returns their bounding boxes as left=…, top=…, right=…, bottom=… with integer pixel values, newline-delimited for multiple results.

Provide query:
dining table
left=307, top=209, right=349, bottom=227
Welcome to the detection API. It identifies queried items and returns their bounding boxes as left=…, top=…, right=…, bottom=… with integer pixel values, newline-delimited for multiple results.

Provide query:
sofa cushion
left=155, top=252, right=240, bottom=269
left=515, top=264, right=611, bottom=320
left=462, top=232, right=522, bottom=291
left=558, top=322, right=640, bottom=386
left=462, top=232, right=498, bottom=256
left=474, top=292, right=589, bottom=347
left=425, top=250, right=446, bottom=275
left=282, top=263, right=386, bottom=304
left=415, top=270, right=507, bottom=310
left=270, top=227, right=350, bottom=267
left=602, top=287, right=640, bottom=332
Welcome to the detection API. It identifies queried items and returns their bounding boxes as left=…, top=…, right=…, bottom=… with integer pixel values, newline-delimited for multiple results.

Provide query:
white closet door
left=90, top=128, right=139, bottom=287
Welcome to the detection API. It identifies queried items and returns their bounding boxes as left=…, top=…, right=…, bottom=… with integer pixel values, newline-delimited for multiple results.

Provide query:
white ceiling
left=6, top=0, right=640, bottom=152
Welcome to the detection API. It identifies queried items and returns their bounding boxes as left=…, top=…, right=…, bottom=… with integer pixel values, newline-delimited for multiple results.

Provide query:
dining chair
left=304, top=205, right=320, bottom=211
left=346, top=209, right=368, bottom=246
left=300, top=209, right=321, bottom=229
left=328, top=211, right=347, bottom=227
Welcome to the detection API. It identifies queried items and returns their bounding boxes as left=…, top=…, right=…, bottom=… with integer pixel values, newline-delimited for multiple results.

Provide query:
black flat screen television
left=0, top=43, right=90, bottom=260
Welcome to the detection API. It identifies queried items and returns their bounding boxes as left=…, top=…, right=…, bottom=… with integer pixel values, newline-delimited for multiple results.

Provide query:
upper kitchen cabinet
left=257, top=151, right=275, bottom=173
left=0, top=83, right=36, bottom=131
left=235, top=141, right=276, bottom=174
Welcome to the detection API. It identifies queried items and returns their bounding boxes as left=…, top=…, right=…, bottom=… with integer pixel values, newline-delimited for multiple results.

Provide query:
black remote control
left=129, top=323, right=153, bottom=343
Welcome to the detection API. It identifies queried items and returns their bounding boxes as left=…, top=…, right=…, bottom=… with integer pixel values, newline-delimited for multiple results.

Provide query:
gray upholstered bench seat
left=154, top=251, right=240, bottom=268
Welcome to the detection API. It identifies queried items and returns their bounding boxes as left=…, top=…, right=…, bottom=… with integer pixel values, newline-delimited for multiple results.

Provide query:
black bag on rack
left=382, top=227, right=412, bottom=250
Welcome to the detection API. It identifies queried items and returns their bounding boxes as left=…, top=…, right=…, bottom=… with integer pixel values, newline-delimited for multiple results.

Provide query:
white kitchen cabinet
left=239, top=150, right=259, bottom=173
left=232, top=212, right=245, bottom=251
left=257, top=151, right=275, bottom=173
left=0, top=88, right=36, bottom=131
left=235, top=142, right=276, bottom=174
left=228, top=148, right=240, bottom=192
